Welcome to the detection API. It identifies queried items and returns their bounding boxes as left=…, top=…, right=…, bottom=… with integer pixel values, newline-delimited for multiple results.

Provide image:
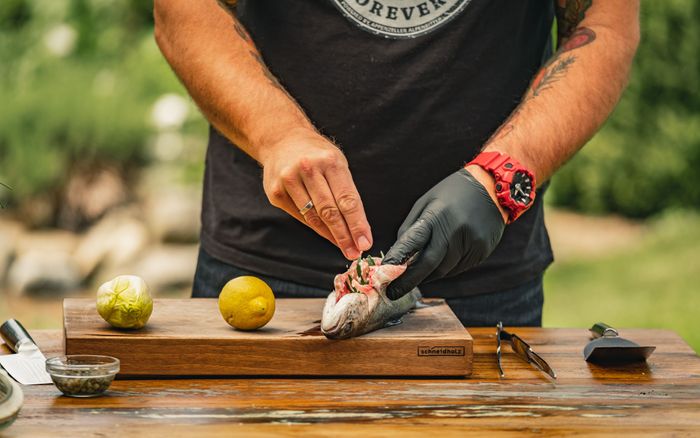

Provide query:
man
left=154, top=0, right=639, bottom=326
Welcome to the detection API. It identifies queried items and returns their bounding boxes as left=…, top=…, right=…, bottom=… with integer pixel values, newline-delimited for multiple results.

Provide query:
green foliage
left=0, top=43, right=183, bottom=199
left=550, top=1, right=700, bottom=217
left=0, top=0, right=31, bottom=30
left=544, top=210, right=700, bottom=352
left=0, top=0, right=198, bottom=206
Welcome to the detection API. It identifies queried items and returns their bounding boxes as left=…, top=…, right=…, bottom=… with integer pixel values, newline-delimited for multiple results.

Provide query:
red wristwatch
left=466, top=151, right=536, bottom=224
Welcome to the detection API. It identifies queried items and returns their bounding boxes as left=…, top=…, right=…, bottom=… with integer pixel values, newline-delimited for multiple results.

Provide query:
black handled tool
left=583, top=322, right=656, bottom=364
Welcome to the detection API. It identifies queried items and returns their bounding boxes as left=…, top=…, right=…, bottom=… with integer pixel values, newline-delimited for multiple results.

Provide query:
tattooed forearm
left=559, top=27, right=596, bottom=52
left=216, top=0, right=252, bottom=43
left=213, top=0, right=291, bottom=104
left=214, top=0, right=291, bottom=104
left=479, top=0, right=638, bottom=183
left=214, top=0, right=293, bottom=105
left=490, top=55, right=576, bottom=141
left=556, top=0, right=593, bottom=41
left=530, top=28, right=594, bottom=96
left=488, top=26, right=595, bottom=142
left=531, top=56, right=575, bottom=97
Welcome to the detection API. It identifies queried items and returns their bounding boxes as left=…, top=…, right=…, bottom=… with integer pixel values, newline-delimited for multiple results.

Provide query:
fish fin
left=384, top=318, right=403, bottom=328
left=415, top=296, right=442, bottom=309
left=387, top=288, right=421, bottom=317
left=409, top=288, right=423, bottom=303
left=414, top=300, right=433, bottom=309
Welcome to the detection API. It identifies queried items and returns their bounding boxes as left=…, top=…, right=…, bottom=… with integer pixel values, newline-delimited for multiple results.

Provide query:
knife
left=0, top=319, right=52, bottom=385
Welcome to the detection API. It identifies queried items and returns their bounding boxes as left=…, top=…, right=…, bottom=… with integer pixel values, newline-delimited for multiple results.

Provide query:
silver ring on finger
left=299, top=200, right=315, bottom=216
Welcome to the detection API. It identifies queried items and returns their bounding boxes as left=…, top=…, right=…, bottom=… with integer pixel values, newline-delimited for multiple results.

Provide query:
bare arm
left=467, top=0, right=640, bottom=217
left=377, top=0, right=640, bottom=297
left=154, top=0, right=372, bottom=259
left=154, top=0, right=307, bottom=159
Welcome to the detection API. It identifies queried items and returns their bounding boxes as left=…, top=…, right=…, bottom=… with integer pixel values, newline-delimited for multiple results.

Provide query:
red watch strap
left=468, top=151, right=509, bottom=172
left=466, top=151, right=536, bottom=224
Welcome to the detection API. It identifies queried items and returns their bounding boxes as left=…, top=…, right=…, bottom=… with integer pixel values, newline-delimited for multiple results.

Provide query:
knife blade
left=525, top=347, right=558, bottom=380
left=0, top=319, right=52, bottom=385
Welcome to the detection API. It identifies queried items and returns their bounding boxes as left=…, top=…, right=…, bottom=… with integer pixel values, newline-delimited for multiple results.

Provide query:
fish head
left=321, top=263, right=407, bottom=339
left=321, top=256, right=412, bottom=339
left=321, top=288, right=379, bottom=339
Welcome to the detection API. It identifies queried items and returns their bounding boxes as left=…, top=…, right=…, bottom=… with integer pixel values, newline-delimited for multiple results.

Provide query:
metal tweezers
left=497, top=321, right=557, bottom=379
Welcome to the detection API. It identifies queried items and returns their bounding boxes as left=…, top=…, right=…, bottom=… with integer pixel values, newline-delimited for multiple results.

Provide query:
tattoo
left=490, top=54, right=577, bottom=141
left=490, top=50, right=578, bottom=142
left=215, top=0, right=287, bottom=99
left=216, top=0, right=238, bottom=12
left=217, top=1, right=293, bottom=106
left=556, top=0, right=593, bottom=40
left=488, top=23, right=595, bottom=143
left=527, top=26, right=595, bottom=101
left=531, top=55, right=576, bottom=97
left=213, top=0, right=308, bottom=139
left=560, top=27, right=596, bottom=52
left=216, top=0, right=252, bottom=43
left=214, top=0, right=285, bottom=99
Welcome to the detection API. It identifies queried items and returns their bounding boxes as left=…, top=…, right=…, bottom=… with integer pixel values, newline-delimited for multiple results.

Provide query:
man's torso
left=201, top=0, right=554, bottom=297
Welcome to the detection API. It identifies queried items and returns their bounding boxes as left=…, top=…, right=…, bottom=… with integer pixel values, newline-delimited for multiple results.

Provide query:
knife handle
left=590, top=322, right=618, bottom=339
left=0, top=319, right=35, bottom=352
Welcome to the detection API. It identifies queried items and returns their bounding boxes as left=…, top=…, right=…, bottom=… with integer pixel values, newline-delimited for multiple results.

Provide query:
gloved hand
left=383, top=168, right=506, bottom=299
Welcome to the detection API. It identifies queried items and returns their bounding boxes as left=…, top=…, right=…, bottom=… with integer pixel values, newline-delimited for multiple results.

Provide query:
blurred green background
left=0, top=1, right=698, bottom=351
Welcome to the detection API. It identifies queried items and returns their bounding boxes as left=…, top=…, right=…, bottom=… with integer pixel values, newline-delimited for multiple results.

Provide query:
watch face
left=510, top=171, right=533, bottom=205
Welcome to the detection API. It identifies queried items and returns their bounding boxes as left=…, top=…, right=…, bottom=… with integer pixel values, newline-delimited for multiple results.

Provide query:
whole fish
left=321, top=255, right=421, bottom=339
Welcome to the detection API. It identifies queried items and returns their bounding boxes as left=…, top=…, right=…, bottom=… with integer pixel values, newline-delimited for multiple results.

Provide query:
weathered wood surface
left=64, top=298, right=473, bottom=376
left=3, top=328, right=699, bottom=437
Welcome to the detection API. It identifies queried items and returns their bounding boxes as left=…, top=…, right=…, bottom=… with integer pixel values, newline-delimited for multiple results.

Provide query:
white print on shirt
left=331, top=0, right=471, bottom=39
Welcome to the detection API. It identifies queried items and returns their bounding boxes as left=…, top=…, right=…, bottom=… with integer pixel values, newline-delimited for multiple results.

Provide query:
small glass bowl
left=45, top=355, right=119, bottom=398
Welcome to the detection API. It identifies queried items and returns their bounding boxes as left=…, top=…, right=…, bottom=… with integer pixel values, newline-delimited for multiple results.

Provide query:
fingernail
left=358, top=235, right=371, bottom=251
left=345, top=247, right=360, bottom=259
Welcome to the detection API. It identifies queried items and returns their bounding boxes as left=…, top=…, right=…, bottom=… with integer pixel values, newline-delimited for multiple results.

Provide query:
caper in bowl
left=45, top=355, right=119, bottom=397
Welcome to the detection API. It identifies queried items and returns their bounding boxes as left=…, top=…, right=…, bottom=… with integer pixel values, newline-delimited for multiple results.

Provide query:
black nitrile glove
left=383, top=168, right=506, bottom=300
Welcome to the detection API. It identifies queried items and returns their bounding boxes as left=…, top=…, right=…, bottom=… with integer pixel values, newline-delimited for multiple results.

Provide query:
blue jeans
left=192, top=247, right=543, bottom=327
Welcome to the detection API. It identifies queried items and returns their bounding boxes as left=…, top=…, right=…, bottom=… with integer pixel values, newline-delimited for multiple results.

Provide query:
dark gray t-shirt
left=201, top=0, right=554, bottom=298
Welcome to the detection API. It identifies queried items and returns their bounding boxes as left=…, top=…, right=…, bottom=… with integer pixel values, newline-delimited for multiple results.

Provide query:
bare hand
left=260, top=129, right=372, bottom=259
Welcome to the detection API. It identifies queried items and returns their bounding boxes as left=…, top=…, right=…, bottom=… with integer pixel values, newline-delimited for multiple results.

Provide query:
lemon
left=218, top=276, right=275, bottom=330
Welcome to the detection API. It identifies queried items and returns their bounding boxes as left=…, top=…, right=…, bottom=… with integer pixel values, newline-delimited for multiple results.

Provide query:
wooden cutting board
left=63, top=298, right=473, bottom=377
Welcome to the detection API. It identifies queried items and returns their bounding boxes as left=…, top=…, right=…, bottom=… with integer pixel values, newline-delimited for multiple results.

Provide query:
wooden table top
left=3, top=328, right=699, bottom=437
